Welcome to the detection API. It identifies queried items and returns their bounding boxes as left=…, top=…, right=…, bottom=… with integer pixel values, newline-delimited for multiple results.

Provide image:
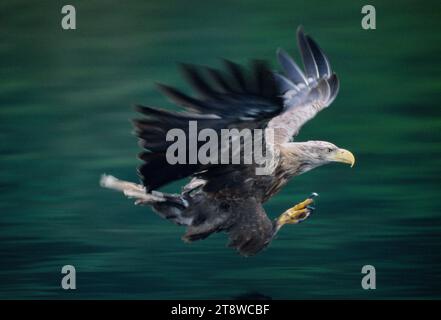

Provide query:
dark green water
left=1, top=0, right=440, bottom=299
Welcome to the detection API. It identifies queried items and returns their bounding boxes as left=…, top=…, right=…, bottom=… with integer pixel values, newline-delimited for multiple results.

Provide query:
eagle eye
left=327, top=148, right=333, bottom=153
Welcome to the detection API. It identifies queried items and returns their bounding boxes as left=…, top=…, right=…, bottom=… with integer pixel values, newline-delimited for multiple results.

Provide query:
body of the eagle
left=101, top=27, right=355, bottom=256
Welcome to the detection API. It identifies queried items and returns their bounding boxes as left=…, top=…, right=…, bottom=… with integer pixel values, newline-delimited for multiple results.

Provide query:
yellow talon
left=276, top=194, right=317, bottom=230
left=292, top=198, right=313, bottom=210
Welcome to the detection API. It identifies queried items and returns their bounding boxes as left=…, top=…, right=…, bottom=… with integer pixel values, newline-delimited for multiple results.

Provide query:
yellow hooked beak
left=331, top=148, right=355, bottom=167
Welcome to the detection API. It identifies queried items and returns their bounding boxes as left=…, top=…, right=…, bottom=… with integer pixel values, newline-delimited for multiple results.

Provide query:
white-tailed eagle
left=101, top=27, right=355, bottom=256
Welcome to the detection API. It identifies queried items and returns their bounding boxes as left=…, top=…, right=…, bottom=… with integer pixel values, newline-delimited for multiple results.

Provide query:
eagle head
left=283, top=141, right=355, bottom=175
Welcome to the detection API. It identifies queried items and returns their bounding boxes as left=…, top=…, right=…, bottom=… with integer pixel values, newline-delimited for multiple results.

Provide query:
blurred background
left=0, top=0, right=440, bottom=299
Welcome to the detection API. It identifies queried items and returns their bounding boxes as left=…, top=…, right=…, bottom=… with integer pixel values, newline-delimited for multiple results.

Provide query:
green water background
left=1, top=0, right=440, bottom=299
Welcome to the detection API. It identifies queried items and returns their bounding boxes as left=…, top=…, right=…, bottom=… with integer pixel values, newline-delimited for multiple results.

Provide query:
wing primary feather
left=135, top=104, right=178, bottom=117
left=276, top=48, right=308, bottom=85
left=317, top=78, right=331, bottom=104
left=296, top=26, right=319, bottom=80
left=327, top=73, right=340, bottom=104
left=134, top=104, right=219, bottom=120
left=223, top=59, right=248, bottom=92
left=305, top=35, right=331, bottom=77
left=252, top=60, right=266, bottom=95
left=180, top=64, right=218, bottom=100
left=252, top=60, right=277, bottom=97
left=252, top=60, right=280, bottom=100
left=273, top=73, right=299, bottom=94
left=156, top=83, right=208, bottom=113
left=206, top=67, right=234, bottom=93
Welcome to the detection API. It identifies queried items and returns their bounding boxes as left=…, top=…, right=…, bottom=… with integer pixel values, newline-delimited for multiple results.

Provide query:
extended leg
left=275, top=192, right=318, bottom=231
left=100, top=174, right=165, bottom=204
left=100, top=174, right=193, bottom=226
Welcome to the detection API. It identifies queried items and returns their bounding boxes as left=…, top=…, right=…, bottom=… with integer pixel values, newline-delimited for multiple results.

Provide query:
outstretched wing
left=267, top=26, right=340, bottom=144
left=134, top=60, right=284, bottom=191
